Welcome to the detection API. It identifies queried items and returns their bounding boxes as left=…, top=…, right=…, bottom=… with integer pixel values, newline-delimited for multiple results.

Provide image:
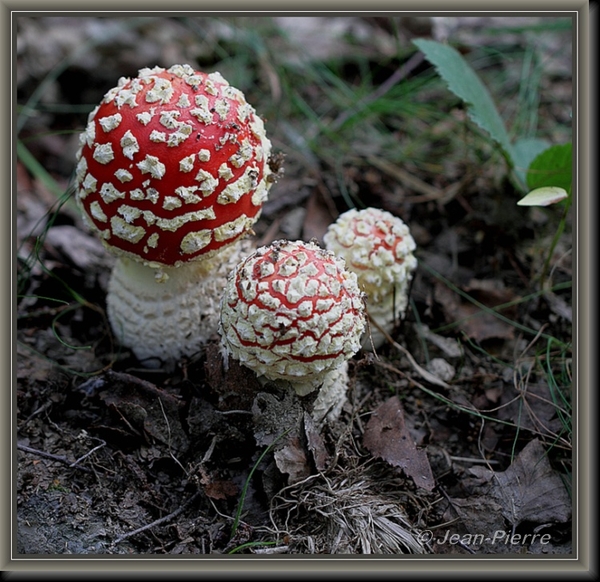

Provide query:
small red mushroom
left=74, top=64, right=275, bottom=366
left=323, top=207, right=417, bottom=349
left=218, top=239, right=366, bottom=423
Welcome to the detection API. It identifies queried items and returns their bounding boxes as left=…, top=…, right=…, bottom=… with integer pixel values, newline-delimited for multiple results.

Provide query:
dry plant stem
left=539, top=195, right=571, bottom=288
left=368, top=316, right=450, bottom=389
left=267, top=467, right=426, bottom=554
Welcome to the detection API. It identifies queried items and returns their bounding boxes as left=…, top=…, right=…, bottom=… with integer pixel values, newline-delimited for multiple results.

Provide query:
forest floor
left=14, top=14, right=574, bottom=560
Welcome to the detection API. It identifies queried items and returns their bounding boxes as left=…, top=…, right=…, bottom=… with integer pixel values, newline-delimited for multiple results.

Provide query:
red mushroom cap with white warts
left=74, top=64, right=272, bottom=269
left=323, top=207, right=417, bottom=311
left=219, top=239, right=366, bottom=396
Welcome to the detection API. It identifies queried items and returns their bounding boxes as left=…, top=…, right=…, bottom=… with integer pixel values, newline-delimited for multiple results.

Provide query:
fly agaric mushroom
left=218, top=239, right=366, bottom=423
left=73, top=64, right=275, bottom=366
left=323, top=207, right=417, bottom=349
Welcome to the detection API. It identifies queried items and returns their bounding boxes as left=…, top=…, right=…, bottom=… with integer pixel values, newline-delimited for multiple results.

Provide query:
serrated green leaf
left=412, top=38, right=515, bottom=165
left=517, top=186, right=569, bottom=206
left=526, top=142, right=572, bottom=192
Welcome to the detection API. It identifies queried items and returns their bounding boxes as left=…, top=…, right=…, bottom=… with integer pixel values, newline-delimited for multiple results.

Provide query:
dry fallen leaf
left=434, top=279, right=519, bottom=342
left=198, top=466, right=239, bottom=500
left=445, top=438, right=572, bottom=552
left=363, top=396, right=435, bottom=491
left=304, top=412, right=330, bottom=472
left=302, top=189, right=336, bottom=242
left=273, top=437, right=312, bottom=484
left=496, top=379, right=567, bottom=437
left=205, top=343, right=263, bottom=411
left=466, top=438, right=572, bottom=527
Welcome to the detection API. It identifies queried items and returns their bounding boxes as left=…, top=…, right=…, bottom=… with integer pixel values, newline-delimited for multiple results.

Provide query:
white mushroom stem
left=108, top=239, right=254, bottom=368
left=311, top=361, right=350, bottom=426
left=364, top=294, right=410, bottom=350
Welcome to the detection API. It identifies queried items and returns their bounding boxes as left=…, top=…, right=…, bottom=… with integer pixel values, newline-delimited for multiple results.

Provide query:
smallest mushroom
left=218, top=239, right=366, bottom=425
left=323, top=207, right=417, bottom=349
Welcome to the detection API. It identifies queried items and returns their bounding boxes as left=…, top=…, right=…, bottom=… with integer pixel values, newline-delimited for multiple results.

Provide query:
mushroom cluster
left=218, top=239, right=366, bottom=422
left=323, top=207, right=417, bottom=348
left=74, top=64, right=274, bottom=366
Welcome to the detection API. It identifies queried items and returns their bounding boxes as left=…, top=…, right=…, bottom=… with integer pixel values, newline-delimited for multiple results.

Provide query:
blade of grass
left=16, top=139, right=69, bottom=202
left=230, top=427, right=291, bottom=539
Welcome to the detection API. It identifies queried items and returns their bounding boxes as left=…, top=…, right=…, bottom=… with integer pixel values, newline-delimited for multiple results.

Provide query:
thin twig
left=157, top=396, right=188, bottom=476
left=368, top=315, right=451, bottom=389
left=17, top=443, right=94, bottom=474
left=70, top=439, right=106, bottom=467
left=113, top=490, right=203, bottom=545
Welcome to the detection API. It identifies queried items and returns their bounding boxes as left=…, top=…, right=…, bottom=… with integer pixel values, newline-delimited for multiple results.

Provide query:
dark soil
left=14, top=15, right=573, bottom=558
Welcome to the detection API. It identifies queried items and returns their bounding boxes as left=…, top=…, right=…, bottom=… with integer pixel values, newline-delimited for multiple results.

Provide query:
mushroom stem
left=108, top=239, right=253, bottom=368
left=311, top=361, right=350, bottom=426
left=247, top=361, right=350, bottom=426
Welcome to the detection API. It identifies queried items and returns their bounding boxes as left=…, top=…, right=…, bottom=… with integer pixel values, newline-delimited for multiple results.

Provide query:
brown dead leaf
left=448, top=439, right=571, bottom=547
left=302, top=189, right=336, bottom=242
left=205, top=343, right=262, bottom=411
left=434, top=279, right=518, bottom=342
left=466, top=438, right=571, bottom=527
left=363, top=396, right=435, bottom=491
left=251, top=390, right=310, bottom=484
left=198, top=466, right=238, bottom=500
left=273, top=437, right=311, bottom=484
left=496, top=378, right=566, bottom=437
left=304, top=412, right=330, bottom=472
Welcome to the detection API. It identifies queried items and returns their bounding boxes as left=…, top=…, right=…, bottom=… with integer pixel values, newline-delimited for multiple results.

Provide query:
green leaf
left=526, top=142, right=572, bottom=192
left=512, top=137, right=551, bottom=187
left=517, top=186, right=569, bottom=206
left=412, top=38, right=515, bottom=165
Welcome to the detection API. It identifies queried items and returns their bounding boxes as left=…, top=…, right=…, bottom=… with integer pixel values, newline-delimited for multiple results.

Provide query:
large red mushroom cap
left=219, top=239, right=366, bottom=395
left=74, top=64, right=273, bottom=269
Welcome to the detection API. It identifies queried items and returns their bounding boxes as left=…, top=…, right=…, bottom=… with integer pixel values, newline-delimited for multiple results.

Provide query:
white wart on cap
left=219, top=239, right=366, bottom=396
